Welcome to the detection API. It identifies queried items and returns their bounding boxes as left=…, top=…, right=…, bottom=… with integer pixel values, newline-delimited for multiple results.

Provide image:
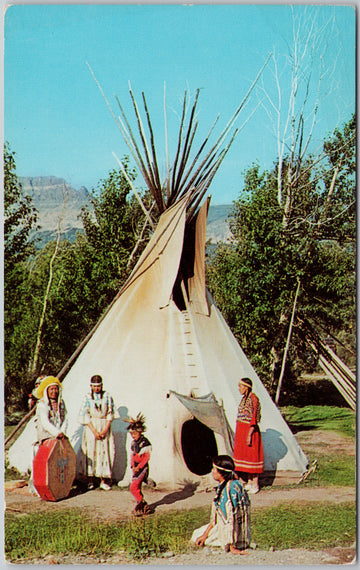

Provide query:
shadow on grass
left=286, top=423, right=318, bottom=434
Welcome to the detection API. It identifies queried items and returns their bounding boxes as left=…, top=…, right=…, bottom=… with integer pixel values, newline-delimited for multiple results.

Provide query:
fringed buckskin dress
left=233, top=392, right=264, bottom=474
left=191, top=479, right=251, bottom=550
left=78, top=390, right=115, bottom=480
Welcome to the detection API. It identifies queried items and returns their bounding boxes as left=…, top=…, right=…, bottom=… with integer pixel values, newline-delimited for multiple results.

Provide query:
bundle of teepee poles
left=301, top=319, right=356, bottom=411
left=87, top=54, right=271, bottom=222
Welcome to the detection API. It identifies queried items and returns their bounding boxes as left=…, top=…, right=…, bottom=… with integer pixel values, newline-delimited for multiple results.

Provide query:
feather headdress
left=123, top=412, right=147, bottom=432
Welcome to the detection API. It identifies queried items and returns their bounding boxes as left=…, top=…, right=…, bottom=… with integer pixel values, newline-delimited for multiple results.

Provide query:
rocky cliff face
left=20, top=176, right=90, bottom=239
left=206, top=204, right=233, bottom=243
left=21, top=176, right=232, bottom=245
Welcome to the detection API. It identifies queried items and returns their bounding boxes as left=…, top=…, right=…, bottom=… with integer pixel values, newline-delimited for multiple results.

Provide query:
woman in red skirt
left=233, top=377, right=263, bottom=494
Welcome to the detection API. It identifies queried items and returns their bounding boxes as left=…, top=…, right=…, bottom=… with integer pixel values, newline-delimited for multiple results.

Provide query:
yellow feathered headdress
left=35, top=376, right=62, bottom=399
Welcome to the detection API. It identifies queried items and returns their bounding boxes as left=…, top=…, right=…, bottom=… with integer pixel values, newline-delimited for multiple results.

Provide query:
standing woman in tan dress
left=78, top=375, right=116, bottom=491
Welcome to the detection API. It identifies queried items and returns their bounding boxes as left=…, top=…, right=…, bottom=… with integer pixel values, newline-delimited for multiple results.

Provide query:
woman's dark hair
left=213, top=455, right=235, bottom=482
left=90, top=374, right=103, bottom=400
left=213, top=455, right=236, bottom=506
left=240, top=377, right=253, bottom=390
left=91, top=374, right=103, bottom=384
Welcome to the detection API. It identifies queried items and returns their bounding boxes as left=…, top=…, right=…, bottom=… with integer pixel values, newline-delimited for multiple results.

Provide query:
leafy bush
left=4, top=460, right=25, bottom=482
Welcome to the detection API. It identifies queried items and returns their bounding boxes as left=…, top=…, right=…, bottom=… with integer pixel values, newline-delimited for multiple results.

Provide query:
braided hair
left=213, top=455, right=236, bottom=505
left=90, top=374, right=104, bottom=411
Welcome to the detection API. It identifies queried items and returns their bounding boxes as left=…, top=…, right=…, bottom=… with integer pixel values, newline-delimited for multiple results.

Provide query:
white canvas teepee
left=8, top=193, right=308, bottom=486
left=8, top=83, right=308, bottom=487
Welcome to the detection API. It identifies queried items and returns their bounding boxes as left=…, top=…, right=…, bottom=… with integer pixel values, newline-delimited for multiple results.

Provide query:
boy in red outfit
left=125, top=413, right=154, bottom=516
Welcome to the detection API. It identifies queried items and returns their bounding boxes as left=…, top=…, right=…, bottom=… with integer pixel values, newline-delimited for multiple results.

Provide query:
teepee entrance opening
left=181, top=418, right=218, bottom=476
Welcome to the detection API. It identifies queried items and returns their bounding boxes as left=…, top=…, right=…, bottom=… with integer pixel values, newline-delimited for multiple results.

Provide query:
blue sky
left=4, top=4, right=356, bottom=204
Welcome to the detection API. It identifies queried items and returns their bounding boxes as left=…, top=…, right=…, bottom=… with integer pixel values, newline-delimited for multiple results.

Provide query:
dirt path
left=6, top=428, right=356, bottom=521
left=5, top=480, right=356, bottom=522
left=5, top=429, right=356, bottom=565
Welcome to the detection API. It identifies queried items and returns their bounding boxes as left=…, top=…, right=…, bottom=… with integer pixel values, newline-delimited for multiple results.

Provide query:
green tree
left=4, top=143, right=38, bottom=272
left=207, top=115, right=355, bottom=401
left=80, top=163, right=154, bottom=297
left=5, top=163, right=153, bottom=412
left=4, top=144, right=38, bottom=409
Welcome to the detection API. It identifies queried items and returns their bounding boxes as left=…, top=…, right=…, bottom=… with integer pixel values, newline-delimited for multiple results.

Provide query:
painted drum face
left=33, top=438, right=76, bottom=502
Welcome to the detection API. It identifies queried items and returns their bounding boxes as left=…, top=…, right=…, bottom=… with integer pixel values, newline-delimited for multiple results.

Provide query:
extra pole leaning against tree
left=275, top=279, right=301, bottom=405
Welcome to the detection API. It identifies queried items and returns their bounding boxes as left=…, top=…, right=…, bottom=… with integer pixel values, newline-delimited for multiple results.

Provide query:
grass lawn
left=5, top=502, right=356, bottom=561
left=281, top=405, right=356, bottom=438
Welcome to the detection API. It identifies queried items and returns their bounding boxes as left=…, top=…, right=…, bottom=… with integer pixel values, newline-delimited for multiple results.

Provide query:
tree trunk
left=30, top=229, right=61, bottom=376
left=29, top=185, right=67, bottom=376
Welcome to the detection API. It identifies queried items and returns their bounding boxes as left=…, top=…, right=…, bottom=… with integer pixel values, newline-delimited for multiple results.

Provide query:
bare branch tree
left=254, top=7, right=354, bottom=397
left=258, top=7, right=344, bottom=229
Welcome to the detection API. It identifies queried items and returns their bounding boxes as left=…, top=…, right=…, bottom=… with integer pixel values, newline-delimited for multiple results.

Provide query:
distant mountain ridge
left=21, top=176, right=232, bottom=245
left=206, top=204, right=233, bottom=243
left=20, top=176, right=90, bottom=242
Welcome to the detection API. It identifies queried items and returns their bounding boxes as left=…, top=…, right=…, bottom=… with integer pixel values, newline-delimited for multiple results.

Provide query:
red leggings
left=130, top=469, right=147, bottom=503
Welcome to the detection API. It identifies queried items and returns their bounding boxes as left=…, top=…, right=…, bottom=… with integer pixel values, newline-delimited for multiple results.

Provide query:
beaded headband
left=213, top=463, right=234, bottom=473
left=238, top=378, right=252, bottom=389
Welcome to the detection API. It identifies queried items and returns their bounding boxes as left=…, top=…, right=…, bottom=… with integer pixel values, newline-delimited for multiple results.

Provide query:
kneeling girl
left=191, top=455, right=251, bottom=554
